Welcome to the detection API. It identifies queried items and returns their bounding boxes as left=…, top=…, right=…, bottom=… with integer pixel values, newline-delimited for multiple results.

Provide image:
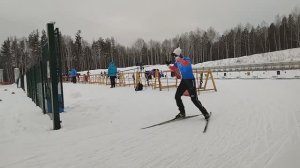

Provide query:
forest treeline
left=1, top=8, right=300, bottom=82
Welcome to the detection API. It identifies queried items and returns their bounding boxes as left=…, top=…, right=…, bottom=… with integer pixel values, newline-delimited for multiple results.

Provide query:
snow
left=194, top=48, right=300, bottom=67
left=1, top=48, right=300, bottom=168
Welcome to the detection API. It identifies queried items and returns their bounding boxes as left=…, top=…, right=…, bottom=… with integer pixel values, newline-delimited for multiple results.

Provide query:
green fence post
left=40, top=61, right=46, bottom=114
left=33, top=65, right=38, bottom=105
left=20, top=74, right=25, bottom=91
left=55, top=28, right=64, bottom=110
left=47, top=23, right=61, bottom=130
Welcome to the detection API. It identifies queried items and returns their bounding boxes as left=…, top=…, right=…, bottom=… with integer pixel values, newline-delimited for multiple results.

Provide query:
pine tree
left=28, top=30, right=41, bottom=66
left=74, top=30, right=82, bottom=70
left=10, top=37, right=19, bottom=68
left=0, top=39, right=13, bottom=82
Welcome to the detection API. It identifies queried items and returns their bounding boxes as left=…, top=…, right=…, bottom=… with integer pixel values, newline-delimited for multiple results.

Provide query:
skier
left=107, top=61, right=117, bottom=88
left=170, top=47, right=210, bottom=120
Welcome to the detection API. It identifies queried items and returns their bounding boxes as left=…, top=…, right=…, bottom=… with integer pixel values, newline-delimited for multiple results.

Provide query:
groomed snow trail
left=0, top=80, right=300, bottom=168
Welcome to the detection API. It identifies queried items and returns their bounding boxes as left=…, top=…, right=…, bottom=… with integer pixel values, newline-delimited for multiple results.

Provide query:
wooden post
left=199, top=69, right=217, bottom=92
left=134, top=71, right=141, bottom=89
left=153, top=70, right=162, bottom=91
left=118, top=72, right=125, bottom=86
left=209, top=70, right=217, bottom=91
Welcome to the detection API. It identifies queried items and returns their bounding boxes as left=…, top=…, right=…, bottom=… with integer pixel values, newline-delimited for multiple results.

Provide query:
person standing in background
left=69, top=68, right=77, bottom=83
left=107, top=61, right=117, bottom=88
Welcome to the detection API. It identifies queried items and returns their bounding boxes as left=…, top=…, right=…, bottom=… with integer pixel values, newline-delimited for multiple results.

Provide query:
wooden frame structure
left=153, top=69, right=217, bottom=94
left=63, top=68, right=217, bottom=94
left=194, top=69, right=217, bottom=93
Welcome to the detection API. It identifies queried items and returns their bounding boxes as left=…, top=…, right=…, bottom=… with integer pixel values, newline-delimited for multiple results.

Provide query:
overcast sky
left=0, top=0, right=299, bottom=46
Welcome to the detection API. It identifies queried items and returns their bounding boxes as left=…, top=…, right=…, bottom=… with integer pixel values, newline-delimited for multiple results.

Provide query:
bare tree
left=292, top=7, right=300, bottom=47
left=207, top=27, right=218, bottom=61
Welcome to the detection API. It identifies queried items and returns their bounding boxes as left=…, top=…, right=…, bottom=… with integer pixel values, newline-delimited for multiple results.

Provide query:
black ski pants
left=175, top=79, right=208, bottom=116
left=110, top=76, right=116, bottom=87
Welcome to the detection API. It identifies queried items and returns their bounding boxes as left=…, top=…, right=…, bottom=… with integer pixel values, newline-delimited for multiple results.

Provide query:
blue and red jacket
left=174, top=55, right=195, bottom=79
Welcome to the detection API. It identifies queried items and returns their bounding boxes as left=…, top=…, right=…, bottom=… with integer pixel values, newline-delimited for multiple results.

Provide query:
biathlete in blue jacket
left=170, top=47, right=210, bottom=120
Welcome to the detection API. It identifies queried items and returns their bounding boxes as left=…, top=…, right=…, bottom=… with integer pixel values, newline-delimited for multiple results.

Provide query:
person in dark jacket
left=107, top=61, right=117, bottom=88
left=170, top=47, right=210, bottom=120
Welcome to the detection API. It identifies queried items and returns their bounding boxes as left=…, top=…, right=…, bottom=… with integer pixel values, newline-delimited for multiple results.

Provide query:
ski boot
left=175, top=112, right=186, bottom=119
left=204, top=112, right=210, bottom=121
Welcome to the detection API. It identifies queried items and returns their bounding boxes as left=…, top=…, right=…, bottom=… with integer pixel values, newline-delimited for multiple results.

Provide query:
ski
left=141, top=115, right=200, bottom=130
left=203, top=112, right=212, bottom=133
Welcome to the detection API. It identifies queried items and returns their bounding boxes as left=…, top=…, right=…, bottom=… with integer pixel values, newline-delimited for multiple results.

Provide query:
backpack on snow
left=135, top=82, right=143, bottom=91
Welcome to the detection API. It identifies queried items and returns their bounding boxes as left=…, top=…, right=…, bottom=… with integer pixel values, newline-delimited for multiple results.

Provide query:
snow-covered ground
left=1, top=79, right=300, bottom=168
left=1, top=48, right=300, bottom=168
left=194, top=47, right=300, bottom=67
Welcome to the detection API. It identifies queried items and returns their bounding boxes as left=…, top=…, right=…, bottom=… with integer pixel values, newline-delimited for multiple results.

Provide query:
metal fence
left=25, top=23, right=64, bottom=130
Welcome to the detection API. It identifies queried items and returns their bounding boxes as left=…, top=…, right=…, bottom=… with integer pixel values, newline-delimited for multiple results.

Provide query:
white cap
left=173, top=47, right=182, bottom=56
